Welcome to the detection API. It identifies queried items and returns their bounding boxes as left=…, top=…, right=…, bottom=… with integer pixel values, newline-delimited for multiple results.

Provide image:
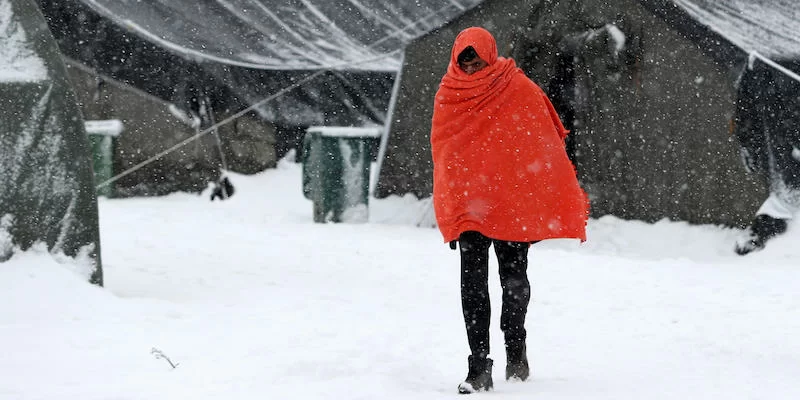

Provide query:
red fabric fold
left=430, top=27, right=588, bottom=243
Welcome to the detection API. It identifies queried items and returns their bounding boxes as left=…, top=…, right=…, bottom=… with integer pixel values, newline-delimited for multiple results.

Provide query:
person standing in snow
left=430, top=27, right=589, bottom=394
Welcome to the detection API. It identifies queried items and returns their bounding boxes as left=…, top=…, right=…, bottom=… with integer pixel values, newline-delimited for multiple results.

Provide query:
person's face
left=459, top=57, right=488, bottom=75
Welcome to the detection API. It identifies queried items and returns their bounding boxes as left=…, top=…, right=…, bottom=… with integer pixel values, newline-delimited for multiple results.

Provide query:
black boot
left=735, top=215, right=788, bottom=255
left=505, top=342, right=529, bottom=381
left=458, top=355, right=493, bottom=394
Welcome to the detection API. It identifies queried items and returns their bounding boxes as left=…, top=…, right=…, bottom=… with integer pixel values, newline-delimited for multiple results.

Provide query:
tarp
left=38, top=1, right=481, bottom=128
left=0, top=0, right=103, bottom=284
left=671, top=0, right=800, bottom=59
left=78, top=0, right=482, bottom=71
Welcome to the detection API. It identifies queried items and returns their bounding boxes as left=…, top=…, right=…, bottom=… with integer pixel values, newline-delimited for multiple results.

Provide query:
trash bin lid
left=85, top=119, right=124, bottom=136
left=307, top=126, right=382, bottom=138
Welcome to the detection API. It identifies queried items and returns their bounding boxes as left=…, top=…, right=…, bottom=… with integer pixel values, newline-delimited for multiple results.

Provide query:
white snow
left=309, top=126, right=383, bottom=138
left=605, top=24, right=626, bottom=55
left=582, top=24, right=626, bottom=58
left=757, top=193, right=796, bottom=220
left=0, top=0, right=47, bottom=83
left=84, top=120, right=124, bottom=137
left=2, top=156, right=800, bottom=399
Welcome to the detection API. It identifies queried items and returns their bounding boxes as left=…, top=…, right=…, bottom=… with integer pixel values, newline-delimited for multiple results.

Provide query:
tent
left=0, top=0, right=102, bottom=284
left=377, top=0, right=800, bottom=227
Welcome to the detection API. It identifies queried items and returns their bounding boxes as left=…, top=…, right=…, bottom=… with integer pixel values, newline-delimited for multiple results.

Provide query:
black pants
left=459, top=231, right=530, bottom=358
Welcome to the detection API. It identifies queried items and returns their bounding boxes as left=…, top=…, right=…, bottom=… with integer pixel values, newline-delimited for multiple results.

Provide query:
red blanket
left=431, top=27, right=588, bottom=243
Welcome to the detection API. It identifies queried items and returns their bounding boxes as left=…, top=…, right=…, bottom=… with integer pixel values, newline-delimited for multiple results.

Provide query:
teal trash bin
left=302, top=126, right=382, bottom=223
left=85, top=119, right=124, bottom=197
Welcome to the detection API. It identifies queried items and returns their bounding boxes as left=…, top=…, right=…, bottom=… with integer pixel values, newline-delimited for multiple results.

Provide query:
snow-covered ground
left=2, top=156, right=800, bottom=399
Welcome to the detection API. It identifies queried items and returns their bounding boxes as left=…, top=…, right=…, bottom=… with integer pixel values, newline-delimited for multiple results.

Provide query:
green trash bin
left=85, top=119, right=124, bottom=197
left=302, top=126, right=382, bottom=223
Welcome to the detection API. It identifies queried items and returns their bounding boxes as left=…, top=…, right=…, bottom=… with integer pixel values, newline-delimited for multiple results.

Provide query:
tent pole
left=372, top=50, right=405, bottom=195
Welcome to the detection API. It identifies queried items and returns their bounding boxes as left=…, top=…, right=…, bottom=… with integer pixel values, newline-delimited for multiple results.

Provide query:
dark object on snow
left=209, top=176, right=235, bottom=201
left=505, top=342, right=529, bottom=382
left=735, top=214, right=788, bottom=255
left=449, top=240, right=457, bottom=250
left=458, top=355, right=493, bottom=394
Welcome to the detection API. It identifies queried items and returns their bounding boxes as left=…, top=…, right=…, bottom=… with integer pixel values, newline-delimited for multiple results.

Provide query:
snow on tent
left=0, top=0, right=103, bottom=284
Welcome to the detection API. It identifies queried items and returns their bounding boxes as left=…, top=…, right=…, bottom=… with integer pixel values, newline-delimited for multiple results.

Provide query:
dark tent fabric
left=0, top=0, right=103, bottom=284
left=195, top=63, right=396, bottom=127
left=734, top=56, right=800, bottom=209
